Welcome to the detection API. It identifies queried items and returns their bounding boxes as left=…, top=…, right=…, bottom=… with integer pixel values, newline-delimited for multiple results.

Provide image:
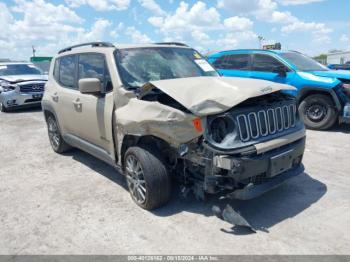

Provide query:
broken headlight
left=0, top=80, right=14, bottom=92
left=207, top=115, right=239, bottom=147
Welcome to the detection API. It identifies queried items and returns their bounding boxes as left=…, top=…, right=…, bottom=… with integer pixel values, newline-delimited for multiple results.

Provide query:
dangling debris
left=212, top=204, right=257, bottom=233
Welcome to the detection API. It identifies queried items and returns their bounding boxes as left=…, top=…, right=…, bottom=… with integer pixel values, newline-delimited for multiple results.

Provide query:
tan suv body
left=42, top=42, right=306, bottom=210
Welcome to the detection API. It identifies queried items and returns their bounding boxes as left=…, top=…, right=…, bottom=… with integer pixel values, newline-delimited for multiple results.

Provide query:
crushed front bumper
left=0, top=90, right=43, bottom=109
left=228, top=164, right=304, bottom=200
left=210, top=137, right=306, bottom=199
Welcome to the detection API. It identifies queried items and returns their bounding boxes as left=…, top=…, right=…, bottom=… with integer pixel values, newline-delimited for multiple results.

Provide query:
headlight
left=208, top=115, right=237, bottom=144
left=0, top=80, right=13, bottom=92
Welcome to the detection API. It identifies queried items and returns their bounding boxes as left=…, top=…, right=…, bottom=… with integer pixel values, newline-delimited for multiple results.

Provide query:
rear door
left=251, top=53, right=296, bottom=85
left=213, top=54, right=252, bottom=78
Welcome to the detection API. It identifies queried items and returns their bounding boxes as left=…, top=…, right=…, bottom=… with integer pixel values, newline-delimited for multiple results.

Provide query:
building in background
left=327, top=51, right=350, bottom=65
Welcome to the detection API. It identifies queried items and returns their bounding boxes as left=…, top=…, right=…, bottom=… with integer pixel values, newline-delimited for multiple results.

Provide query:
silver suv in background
left=42, top=42, right=306, bottom=210
left=0, top=62, right=48, bottom=112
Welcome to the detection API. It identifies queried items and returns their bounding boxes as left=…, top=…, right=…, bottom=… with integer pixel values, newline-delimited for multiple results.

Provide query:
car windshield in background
left=115, top=47, right=218, bottom=89
left=0, top=64, right=42, bottom=76
left=281, top=52, right=329, bottom=72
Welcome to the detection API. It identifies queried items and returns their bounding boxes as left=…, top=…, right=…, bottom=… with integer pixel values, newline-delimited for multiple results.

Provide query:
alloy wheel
left=48, top=118, right=61, bottom=150
left=125, top=155, right=147, bottom=204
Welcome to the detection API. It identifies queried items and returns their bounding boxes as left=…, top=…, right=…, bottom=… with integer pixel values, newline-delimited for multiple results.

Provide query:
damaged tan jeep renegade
left=42, top=42, right=306, bottom=210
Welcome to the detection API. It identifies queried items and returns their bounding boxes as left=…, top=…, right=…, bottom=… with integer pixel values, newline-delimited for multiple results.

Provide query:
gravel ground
left=0, top=108, right=349, bottom=255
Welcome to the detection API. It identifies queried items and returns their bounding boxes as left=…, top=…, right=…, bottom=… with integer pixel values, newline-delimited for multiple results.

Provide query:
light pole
left=32, top=45, right=36, bottom=57
left=258, top=36, right=265, bottom=49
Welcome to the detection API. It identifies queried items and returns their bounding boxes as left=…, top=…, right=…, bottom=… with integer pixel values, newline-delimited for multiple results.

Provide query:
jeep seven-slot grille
left=19, top=83, right=45, bottom=93
left=236, top=104, right=296, bottom=142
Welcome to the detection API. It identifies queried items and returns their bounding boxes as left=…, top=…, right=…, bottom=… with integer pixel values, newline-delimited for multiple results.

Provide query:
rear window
left=214, top=54, right=250, bottom=70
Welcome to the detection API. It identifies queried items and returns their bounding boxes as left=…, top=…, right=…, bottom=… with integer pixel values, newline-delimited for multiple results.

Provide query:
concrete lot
left=0, top=108, right=349, bottom=255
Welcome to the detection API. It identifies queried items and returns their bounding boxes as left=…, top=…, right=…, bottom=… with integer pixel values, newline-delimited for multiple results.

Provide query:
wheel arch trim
left=297, top=87, right=342, bottom=111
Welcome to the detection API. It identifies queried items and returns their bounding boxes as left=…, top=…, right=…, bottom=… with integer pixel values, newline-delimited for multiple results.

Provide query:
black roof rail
left=58, top=42, right=115, bottom=54
left=154, top=42, right=188, bottom=47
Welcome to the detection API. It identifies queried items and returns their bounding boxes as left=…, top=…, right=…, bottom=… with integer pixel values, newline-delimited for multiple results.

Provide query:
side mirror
left=79, top=78, right=102, bottom=94
left=273, top=66, right=288, bottom=77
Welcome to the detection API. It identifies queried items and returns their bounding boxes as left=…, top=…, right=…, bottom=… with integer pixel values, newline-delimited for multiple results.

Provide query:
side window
left=213, top=55, right=229, bottom=69
left=59, top=55, right=76, bottom=89
left=225, top=54, right=250, bottom=70
left=78, top=53, right=113, bottom=93
left=252, top=54, right=285, bottom=72
left=53, top=59, right=60, bottom=81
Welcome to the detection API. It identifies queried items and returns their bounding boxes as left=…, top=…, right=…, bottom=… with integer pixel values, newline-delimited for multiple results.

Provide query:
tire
left=0, top=102, right=8, bottom=112
left=46, top=115, right=72, bottom=153
left=298, top=94, right=337, bottom=130
left=124, top=146, right=171, bottom=210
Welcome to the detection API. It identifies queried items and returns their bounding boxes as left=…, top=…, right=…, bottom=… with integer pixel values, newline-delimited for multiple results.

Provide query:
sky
left=0, top=0, right=349, bottom=60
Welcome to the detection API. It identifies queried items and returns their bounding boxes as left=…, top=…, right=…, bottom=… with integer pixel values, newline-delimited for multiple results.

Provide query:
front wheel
left=124, top=146, right=171, bottom=210
left=298, top=94, right=338, bottom=130
left=0, top=102, right=8, bottom=112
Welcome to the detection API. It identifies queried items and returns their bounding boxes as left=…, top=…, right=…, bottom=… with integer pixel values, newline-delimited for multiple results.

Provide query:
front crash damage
left=114, top=76, right=305, bottom=204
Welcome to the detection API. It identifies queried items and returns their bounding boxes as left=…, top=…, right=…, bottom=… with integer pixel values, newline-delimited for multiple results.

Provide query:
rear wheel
left=46, top=115, right=71, bottom=153
left=299, top=94, right=337, bottom=130
left=124, top=146, right=171, bottom=210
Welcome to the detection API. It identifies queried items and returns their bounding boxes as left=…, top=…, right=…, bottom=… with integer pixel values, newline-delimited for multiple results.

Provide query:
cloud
left=278, top=0, right=325, bottom=5
left=147, top=1, right=259, bottom=51
left=139, top=0, right=166, bottom=15
left=0, top=1, right=113, bottom=59
left=223, top=16, right=253, bottom=31
left=125, top=27, right=152, bottom=43
left=340, top=34, right=350, bottom=43
left=217, top=0, right=331, bottom=44
left=13, top=0, right=83, bottom=24
left=148, top=1, right=221, bottom=32
left=65, top=0, right=130, bottom=11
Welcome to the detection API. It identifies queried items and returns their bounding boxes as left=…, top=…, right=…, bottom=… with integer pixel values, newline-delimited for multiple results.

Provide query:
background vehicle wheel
left=0, top=102, right=8, bottom=112
left=299, top=94, right=337, bottom=130
left=46, top=115, right=71, bottom=153
left=124, top=146, right=171, bottom=210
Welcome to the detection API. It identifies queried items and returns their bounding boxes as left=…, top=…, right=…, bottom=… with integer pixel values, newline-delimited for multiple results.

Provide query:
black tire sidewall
left=0, top=102, right=7, bottom=112
left=124, top=146, right=171, bottom=210
left=299, top=94, right=337, bottom=130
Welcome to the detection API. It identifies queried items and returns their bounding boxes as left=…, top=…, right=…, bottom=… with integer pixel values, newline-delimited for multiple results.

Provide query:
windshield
left=280, top=52, right=329, bottom=72
left=115, top=47, right=218, bottom=89
left=0, top=64, right=42, bottom=76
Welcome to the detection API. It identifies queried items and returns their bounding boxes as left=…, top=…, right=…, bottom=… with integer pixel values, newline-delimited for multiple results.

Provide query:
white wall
left=327, top=52, right=350, bottom=64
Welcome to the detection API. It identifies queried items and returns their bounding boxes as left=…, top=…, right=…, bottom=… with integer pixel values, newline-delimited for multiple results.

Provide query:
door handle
left=51, top=92, right=59, bottom=102
left=72, top=98, right=82, bottom=110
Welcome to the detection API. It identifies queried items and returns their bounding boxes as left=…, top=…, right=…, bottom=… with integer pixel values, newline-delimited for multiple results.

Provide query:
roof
left=327, top=51, right=350, bottom=56
left=217, top=49, right=288, bottom=54
left=56, top=42, right=191, bottom=56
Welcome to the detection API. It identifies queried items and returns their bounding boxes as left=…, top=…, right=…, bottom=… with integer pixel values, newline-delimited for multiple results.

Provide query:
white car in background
left=0, top=62, right=48, bottom=112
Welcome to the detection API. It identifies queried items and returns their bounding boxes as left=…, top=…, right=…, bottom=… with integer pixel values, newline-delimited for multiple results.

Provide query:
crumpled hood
left=0, top=74, right=48, bottom=83
left=310, top=70, right=350, bottom=80
left=145, top=76, right=296, bottom=116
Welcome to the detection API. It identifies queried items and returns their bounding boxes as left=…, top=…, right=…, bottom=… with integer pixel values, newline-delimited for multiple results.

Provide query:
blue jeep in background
left=208, top=50, right=350, bottom=130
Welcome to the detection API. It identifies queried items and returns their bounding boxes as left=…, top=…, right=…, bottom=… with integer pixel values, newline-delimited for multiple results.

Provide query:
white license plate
left=269, top=149, right=294, bottom=177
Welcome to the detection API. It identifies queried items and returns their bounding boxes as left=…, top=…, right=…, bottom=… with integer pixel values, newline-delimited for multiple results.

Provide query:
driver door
left=70, top=53, right=114, bottom=154
left=251, top=54, right=296, bottom=85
